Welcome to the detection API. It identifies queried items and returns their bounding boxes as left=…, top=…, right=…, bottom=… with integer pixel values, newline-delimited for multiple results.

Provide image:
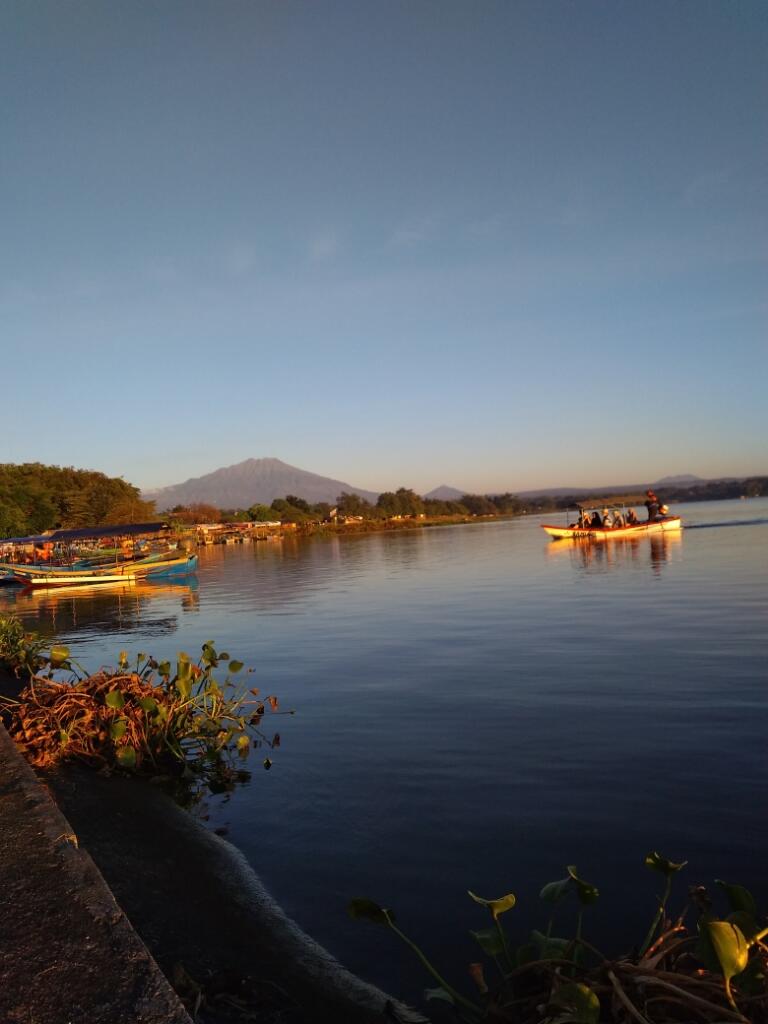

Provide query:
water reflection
left=196, top=529, right=435, bottom=615
left=0, top=579, right=199, bottom=646
left=545, top=531, right=682, bottom=575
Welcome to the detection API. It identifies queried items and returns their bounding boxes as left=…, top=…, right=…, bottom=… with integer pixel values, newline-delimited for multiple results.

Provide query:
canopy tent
left=0, top=522, right=169, bottom=546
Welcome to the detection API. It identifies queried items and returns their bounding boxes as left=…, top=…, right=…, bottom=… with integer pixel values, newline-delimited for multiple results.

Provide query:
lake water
left=3, top=498, right=767, bottom=1003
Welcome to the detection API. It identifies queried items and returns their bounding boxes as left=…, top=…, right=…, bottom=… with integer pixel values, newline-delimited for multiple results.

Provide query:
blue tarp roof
left=0, top=522, right=169, bottom=545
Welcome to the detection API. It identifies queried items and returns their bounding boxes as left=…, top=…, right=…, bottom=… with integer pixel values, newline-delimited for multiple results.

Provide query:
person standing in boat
left=644, top=489, right=661, bottom=521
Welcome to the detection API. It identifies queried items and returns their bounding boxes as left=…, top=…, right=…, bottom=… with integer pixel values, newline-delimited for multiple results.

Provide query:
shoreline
left=0, top=667, right=423, bottom=1024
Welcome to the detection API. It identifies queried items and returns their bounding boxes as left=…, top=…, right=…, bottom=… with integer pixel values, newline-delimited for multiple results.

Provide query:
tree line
left=166, top=488, right=530, bottom=526
left=0, top=463, right=157, bottom=538
left=2, top=463, right=766, bottom=539
left=166, top=476, right=768, bottom=526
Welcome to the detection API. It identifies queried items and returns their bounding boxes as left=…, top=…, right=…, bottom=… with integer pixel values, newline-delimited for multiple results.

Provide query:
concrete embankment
left=48, top=766, right=422, bottom=1023
left=0, top=722, right=191, bottom=1024
left=0, top=666, right=423, bottom=1023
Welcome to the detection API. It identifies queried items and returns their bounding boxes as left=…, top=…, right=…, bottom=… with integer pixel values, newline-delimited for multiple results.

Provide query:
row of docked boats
left=0, top=522, right=198, bottom=588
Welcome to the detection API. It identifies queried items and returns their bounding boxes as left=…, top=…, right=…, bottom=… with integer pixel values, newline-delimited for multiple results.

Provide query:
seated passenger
left=601, top=508, right=612, bottom=528
left=613, top=510, right=625, bottom=528
left=626, top=508, right=638, bottom=525
left=590, top=511, right=603, bottom=528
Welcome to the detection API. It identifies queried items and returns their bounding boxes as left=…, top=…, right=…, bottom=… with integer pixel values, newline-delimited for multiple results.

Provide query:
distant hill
left=425, top=485, right=466, bottom=500
left=143, top=458, right=378, bottom=510
left=515, top=474, right=708, bottom=499
left=653, top=473, right=706, bottom=486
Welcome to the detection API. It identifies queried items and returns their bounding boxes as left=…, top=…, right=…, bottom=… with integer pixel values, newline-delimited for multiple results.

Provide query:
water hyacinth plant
left=349, top=854, right=768, bottom=1022
left=0, top=615, right=290, bottom=799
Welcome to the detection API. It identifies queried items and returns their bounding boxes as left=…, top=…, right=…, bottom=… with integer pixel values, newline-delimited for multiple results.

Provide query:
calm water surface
left=3, top=498, right=767, bottom=1001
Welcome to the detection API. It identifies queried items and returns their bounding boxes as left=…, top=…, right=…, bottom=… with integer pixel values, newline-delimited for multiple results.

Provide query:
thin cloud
left=388, top=224, right=428, bottom=248
left=682, top=168, right=731, bottom=207
left=308, top=233, right=340, bottom=262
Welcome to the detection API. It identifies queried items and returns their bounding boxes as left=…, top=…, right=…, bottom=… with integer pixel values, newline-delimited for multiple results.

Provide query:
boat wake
left=685, top=518, right=768, bottom=530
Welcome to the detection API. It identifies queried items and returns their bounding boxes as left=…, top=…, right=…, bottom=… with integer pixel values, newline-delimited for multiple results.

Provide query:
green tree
left=285, top=495, right=311, bottom=513
left=248, top=504, right=277, bottom=522
left=336, top=492, right=373, bottom=516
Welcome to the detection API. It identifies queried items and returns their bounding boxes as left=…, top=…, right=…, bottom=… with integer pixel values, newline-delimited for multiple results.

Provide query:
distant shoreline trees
left=0, top=463, right=157, bottom=538
left=1, top=463, right=766, bottom=539
left=169, top=476, right=768, bottom=529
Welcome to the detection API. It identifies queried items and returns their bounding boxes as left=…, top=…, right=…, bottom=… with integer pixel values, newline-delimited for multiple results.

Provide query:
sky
left=2, top=1, right=766, bottom=495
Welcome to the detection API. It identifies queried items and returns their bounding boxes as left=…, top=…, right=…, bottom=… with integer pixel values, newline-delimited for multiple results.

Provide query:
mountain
left=653, top=474, right=705, bottom=486
left=425, top=485, right=466, bottom=500
left=515, top=475, right=708, bottom=498
left=143, top=458, right=379, bottom=510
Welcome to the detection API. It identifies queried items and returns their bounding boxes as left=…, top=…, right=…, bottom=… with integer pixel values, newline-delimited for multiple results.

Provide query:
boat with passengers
left=541, top=501, right=682, bottom=541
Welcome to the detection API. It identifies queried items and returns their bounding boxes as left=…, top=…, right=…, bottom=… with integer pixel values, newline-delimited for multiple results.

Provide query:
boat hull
left=541, top=517, right=682, bottom=541
left=12, top=555, right=198, bottom=587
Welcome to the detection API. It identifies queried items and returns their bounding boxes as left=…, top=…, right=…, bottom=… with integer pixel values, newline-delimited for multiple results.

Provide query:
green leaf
left=644, top=851, right=687, bottom=877
left=547, top=982, right=600, bottom=1024
left=540, top=876, right=573, bottom=904
left=110, top=719, right=128, bottom=740
left=139, top=696, right=158, bottom=713
left=157, top=660, right=171, bottom=678
left=228, top=660, right=244, bottom=673
left=347, top=899, right=392, bottom=925
left=118, top=649, right=129, bottom=668
left=515, top=941, right=538, bottom=966
left=468, top=889, right=516, bottom=920
left=105, top=690, right=125, bottom=710
left=236, top=735, right=251, bottom=756
left=706, top=920, right=749, bottom=982
left=716, top=880, right=757, bottom=918
left=733, top=955, right=767, bottom=997
left=424, top=987, right=454, bottom=1005
left=531, top=929, right=572, bottom=960
left=727, top=910, right=760, bottom=943
left=695, top=911, right=721, bottom=973
left=567, top=866, right=599, bottom=905
left=470, top=928, right=505, bottom=957
left=175, top=660, right=192, bottom=699
left=202, top=643, right=218, bottom=666
left=49, top=644, right=70, bottom=667
left=115, top=745, right=137, bottom=769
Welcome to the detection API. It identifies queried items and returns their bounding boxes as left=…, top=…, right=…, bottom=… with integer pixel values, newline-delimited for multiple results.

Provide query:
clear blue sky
left=2, top=1, right=766, bottom=494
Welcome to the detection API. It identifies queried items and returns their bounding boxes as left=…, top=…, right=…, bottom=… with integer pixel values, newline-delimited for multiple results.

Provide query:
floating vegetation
left=350, top=853, right=768, bottom=1022
left=0, top=615, right=290, bottom=801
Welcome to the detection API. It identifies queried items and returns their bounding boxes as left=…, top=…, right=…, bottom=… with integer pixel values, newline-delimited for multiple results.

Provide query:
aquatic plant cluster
left=351, top=854, right=768, bottom=1022
left=0, top=615, right=286, bottom=799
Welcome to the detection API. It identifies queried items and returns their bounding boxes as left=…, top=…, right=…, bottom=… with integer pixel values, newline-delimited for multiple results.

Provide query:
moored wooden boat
left=12, top=554, right=198, bottom=587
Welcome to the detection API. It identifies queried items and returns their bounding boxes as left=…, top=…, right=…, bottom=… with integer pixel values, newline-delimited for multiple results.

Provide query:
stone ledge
left=0, top=722, right=192, bottom=1024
